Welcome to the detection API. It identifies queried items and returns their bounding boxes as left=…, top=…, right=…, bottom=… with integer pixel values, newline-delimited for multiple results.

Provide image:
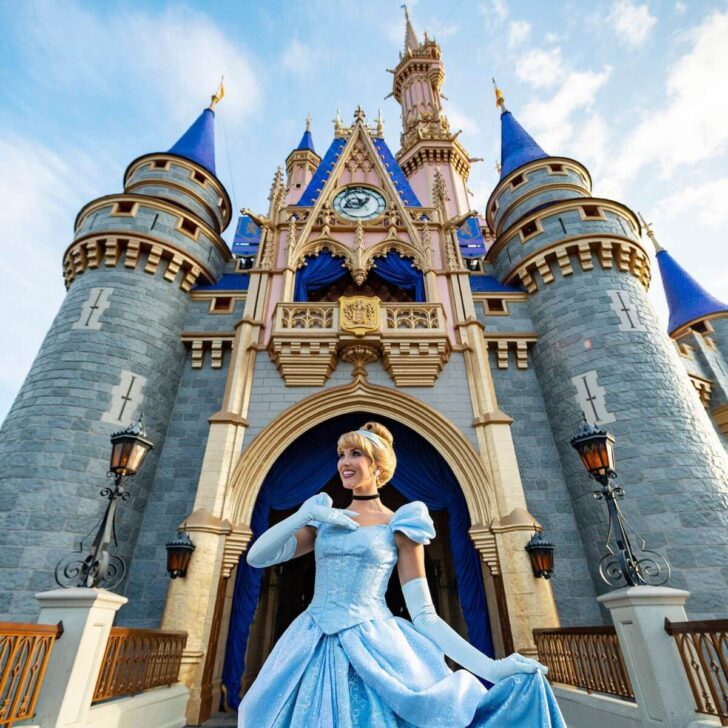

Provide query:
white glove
left=402, top=577, right=548, bottom=682
left=246, top=493, right=359, bottom=568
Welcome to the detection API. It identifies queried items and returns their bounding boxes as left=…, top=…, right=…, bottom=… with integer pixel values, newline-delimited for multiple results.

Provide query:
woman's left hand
left=492, top=653, right=548, bottom=680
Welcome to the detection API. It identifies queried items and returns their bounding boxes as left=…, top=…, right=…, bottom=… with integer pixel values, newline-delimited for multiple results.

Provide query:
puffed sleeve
left=304, top=492, right=332, bottom=530
left=389, top=501, right=436, bottom=544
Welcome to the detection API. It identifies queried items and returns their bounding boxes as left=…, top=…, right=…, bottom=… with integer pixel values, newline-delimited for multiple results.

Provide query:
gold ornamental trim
left=339, top=296, right=381, bottom=336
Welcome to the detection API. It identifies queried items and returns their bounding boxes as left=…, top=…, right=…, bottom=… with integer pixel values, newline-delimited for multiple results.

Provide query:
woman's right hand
left=299, top=494, right=359, bottom=530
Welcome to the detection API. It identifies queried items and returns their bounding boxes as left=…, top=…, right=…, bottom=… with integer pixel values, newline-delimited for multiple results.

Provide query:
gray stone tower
left=0, top=104, right=232, bottom=620
left=484, top=92, right=728, bottom=617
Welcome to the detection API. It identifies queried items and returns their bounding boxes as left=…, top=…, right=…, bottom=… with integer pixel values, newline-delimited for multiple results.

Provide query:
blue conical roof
left=296, top=128, right=316, bottom=154
left=500, top=110, right=548, bottom=179
left=168, top=108, right=216, bottom=175
left=656, top=249, right=728, bottom=335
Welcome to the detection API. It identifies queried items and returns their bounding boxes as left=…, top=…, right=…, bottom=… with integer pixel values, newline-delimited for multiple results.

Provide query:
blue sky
left=1, top=0, right=727, bottom=422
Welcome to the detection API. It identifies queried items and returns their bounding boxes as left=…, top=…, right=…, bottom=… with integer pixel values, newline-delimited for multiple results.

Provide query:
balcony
left=267, top=297, right=451, bottom=386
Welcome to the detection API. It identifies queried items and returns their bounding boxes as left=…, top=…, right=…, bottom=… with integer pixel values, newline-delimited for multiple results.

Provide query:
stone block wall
left=119, top=356, right=229, bottom=627
left=489, top=349, right=602, bottom=625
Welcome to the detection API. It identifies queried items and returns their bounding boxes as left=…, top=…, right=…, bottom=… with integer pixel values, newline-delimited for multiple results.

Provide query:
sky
left=1, top=0, right=727, bottom=423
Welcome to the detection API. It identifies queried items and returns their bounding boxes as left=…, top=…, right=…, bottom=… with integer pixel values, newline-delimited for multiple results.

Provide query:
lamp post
left=570, top=418, right=670, bottom=588
left=55, top=416, right=154, bottom=590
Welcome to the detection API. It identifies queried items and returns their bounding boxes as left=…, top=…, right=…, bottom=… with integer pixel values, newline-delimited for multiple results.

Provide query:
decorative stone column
left=598, top=586, right=701, bottom=727
left=32, top=588, right=127, bottom=728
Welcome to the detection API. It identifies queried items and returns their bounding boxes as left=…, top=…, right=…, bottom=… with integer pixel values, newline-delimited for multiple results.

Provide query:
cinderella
left=238, top=422, right=566, bottom=727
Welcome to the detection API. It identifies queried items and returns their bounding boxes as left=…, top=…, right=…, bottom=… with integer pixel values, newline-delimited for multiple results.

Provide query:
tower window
left=112, top=200, right=138, bottom=216
left=582, top=205, right=601, bottom=218
left=520, top=220, right=539, bottom=240
left=152, top=159, right=169, bottom=169
left=191, top=170, right=207, bottom=185
left=510, top=173, right=525, bottom=189
left=178, top=217, right=199, bottom=239
left=485, top=298, right=507, bottom=314
left=548, top=163, right=565, bottom=173
left=210, top=296, right=234, bottom=313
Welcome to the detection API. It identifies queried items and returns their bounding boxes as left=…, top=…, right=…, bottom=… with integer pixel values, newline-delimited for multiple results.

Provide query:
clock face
left=333, top=187, right=386, bottom=221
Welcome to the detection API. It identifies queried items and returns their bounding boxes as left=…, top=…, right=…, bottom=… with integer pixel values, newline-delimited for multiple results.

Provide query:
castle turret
left=0, top=97, right=232, bottom=620
left=648, top=224, right=728, bottom=440
left=485, top=90, right=728, bottom=617
left=285, top=116, right=321, bottom=205
left=390, top=6, right=474, bottom=216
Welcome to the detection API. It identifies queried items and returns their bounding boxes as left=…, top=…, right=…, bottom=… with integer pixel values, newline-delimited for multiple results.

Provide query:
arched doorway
left=223, top=412, right=493, bottom=706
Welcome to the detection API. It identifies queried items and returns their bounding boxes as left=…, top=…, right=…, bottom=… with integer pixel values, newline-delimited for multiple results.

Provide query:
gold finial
left=495, top=159, right=502, bottom=174
left=376, top=108, right=384, bottom=136
left=333, top=109, right=343, bottom=132
left=209, top=76, right=225, bottom=110
left=353, top=106, right=366, bottom=123
left=305, top=112, right=312, bottom=131
left=638, top=212, right=663, bottom=252
left=492, top=78, right=506, bottom=113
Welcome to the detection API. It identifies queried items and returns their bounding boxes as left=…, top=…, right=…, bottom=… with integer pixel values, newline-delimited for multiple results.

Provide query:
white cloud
left=17, top=1, right=261, bottom=128
left=656, top=178, right=728, bottom=226
left=479, top=0, right=508, bottom=25
left=507, top=20, right=531, bottom=48
left=521, top=68, right=612, bottom=151
left=281, top=38, right=316, bottom=77
left=446, top=103, right=480, bottom=135
left=675, top=1, right=687, bottom=13
left=608, top=0, right=657, bottom=47
left=0, top=134, right=107, bottom=420
left=606, top=10, right=728, bottom=188
left=515, top=47, right=565, bottom=88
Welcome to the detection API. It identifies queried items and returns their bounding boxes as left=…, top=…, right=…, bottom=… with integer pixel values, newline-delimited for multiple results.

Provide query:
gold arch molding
left=225, top=377, right=497, bottom=530
left=293, top=240, right=425, bottom=273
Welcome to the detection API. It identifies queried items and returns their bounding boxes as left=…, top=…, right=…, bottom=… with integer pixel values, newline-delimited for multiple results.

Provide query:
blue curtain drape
left=293, top=251, right=347, bottom=302
left=221, top=414, right=493, bottom=708
left=293, top=251, right=425, bottom=302
left=373, top=253, right=426, bottom=301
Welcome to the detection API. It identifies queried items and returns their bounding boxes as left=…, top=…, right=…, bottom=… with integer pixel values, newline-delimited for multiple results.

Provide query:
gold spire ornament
left=492, top=78, right=506, bottom=112
left=209, top=76, right=225, bottom=110
left=306, top=112, right=312, bottom=131
left=638, top=212, right=663, bottom=252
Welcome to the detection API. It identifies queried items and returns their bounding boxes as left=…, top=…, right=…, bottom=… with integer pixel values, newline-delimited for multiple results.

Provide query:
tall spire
left=168, top=107, right=216, bottom=175
left=402, top=4, right=420, bottom=52
left=496, top=86, right=548, bottom=179
left=652, top=238, right=728, bottom=336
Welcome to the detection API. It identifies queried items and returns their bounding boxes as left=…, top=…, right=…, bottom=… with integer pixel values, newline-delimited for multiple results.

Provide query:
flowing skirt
left=238, top=611, right=565, bottom=728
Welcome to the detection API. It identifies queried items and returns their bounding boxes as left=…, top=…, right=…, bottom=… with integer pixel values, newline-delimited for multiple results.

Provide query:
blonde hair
left=337, top=421, right=396, bottom=487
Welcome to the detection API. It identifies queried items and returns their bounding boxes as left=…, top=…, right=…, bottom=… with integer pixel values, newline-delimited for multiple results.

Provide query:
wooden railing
left=665, top=618, right=728, bottom=726
left=92, top=627, right=187, bottom=704
left=0, top=622, right=63, bottom=728
left=533, top=626, right=634, bottom=701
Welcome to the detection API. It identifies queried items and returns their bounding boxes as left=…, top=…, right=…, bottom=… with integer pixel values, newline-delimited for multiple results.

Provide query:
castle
left=1, top=9, right=727, bottom=724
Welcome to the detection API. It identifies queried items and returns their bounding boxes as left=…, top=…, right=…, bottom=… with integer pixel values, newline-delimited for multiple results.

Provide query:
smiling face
left=338, top=446, right=378, bottom=492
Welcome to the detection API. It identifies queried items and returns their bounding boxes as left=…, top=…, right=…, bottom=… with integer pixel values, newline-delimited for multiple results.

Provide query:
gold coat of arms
left=339, top=296, right=381, bottom=337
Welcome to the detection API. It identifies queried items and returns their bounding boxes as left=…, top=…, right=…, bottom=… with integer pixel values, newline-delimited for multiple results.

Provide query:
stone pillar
left=599, top=586, right=700, bottom=727
left=161, top=509, right=240, bottom=726
left=32, top=588, right=127, bottom=728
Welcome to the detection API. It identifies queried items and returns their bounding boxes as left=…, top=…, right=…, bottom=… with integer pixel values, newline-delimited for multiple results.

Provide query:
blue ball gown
left=238, top=496, right=566, bottom=727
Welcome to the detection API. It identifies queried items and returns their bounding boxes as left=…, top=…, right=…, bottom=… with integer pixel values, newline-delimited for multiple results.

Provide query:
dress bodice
left=305, top=495, right=435, bottom=635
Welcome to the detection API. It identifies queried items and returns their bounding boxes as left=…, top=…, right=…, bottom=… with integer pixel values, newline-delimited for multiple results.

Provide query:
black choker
left=352, top=494, right=380, bottom=500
